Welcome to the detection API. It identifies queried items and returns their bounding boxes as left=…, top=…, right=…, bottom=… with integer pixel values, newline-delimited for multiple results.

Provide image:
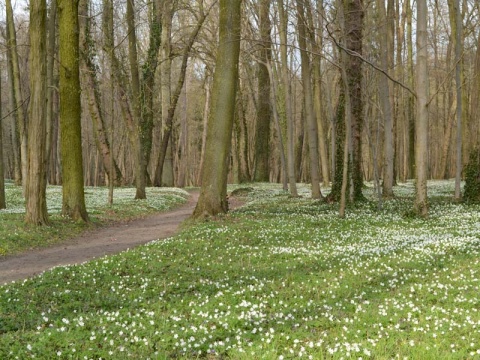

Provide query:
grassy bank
left=0, top=184, right=189, bottom=256
left=1, top=181, right=480, bottom=359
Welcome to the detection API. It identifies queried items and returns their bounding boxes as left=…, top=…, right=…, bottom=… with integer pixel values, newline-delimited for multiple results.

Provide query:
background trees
left=0, top=0, right=479, bottom=219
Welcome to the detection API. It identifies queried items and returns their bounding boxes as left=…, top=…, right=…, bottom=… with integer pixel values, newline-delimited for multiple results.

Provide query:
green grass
left=0, top=184, right=189, bottom=255
left=1, top=180, right=480, bottom=359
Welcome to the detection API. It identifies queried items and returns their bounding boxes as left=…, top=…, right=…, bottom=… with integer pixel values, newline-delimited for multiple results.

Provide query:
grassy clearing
left=0, top=183, right=189, bottom=255
left=1, top=180, right=480, bottom=359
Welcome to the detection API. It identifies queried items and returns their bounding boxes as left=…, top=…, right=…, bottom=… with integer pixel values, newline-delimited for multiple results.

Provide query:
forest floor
left=0, top=192, right=200, bottom=285
left=0, top=191, right=244, bottom=285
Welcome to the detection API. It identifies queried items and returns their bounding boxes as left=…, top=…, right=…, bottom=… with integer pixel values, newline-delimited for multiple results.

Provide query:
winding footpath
left=0, top=192, right=200, bottom=285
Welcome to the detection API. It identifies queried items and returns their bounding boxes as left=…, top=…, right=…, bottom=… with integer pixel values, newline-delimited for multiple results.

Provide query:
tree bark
left=447, top=0, right=462, bottom=200
left=6, top=0, right=27, bottom=189
left=0, top=71, right=5, bottom=209
left=296, top=0, right=323, bottom=199
left=307, top=0, right=330, bottom=186
left=253, top=0, right=271, bottom=182
left=45, top=0, right=57, bottom=184
left=3, top=25, right=21, bottom=186
left=25, top=0, right=49, bottom=225
left=344, top=0, right=365, bottom=201
left=414, top=0, right=429, bottom=217
left=193, top=0, right=242, bottom=218
left=278, top=0, right=298, bottom=196
left=58, top=0, right=88, bottom=222
left=127, top=0, right=147, bottom=199
left=377, top=0, right=394, bottom=198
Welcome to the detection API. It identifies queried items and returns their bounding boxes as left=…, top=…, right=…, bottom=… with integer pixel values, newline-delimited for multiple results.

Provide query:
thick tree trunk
left=278, top=0, right=298, bottom=196
left=25, top=0, right=49, bottom=225
left=414, top=0, right=429, bottom=217
left=296, top=0, right=322, bottom=199
left=253, top=0, right=271, bottom=182
left=6, top=0, right=27, bottom=189
left=58, top=0, right=88, bottom=222
left=345, top=0, right=365, bottom=201
left=193, top=0, right=242, bottom=218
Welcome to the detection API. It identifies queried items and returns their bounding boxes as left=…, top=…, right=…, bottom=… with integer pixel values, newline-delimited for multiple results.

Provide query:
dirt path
left=0, top=192, right=202, bottom=285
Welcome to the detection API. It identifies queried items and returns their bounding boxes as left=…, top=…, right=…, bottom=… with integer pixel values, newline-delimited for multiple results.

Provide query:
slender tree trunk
left=377, top=0, right=394, bottom=198
left=447, top=0, right=462, bottom=200
left=253, top=0, right=271, bottom=182
left=45, top=0, right=57, bottom=183
left=414, top=0, right=429, bottom=217
left=79, top=0, right=123, bottom=186
left=0, top=71, right=5, bottom=209
left=25, top=0, right=49, bottom=225
left=406, top=0, right=415, bottom=179
left=3, top=27, right=21, bottom=186
left=267, top=61, right=288, bottom=191
left=193, top=0, right=242, bottom=218
left=6, top=0, right=27, bottom=189
left=155, top=0, right=174, bottom=187
left=155, top=5, right=210, bottom=186
left=58, top=0, right=88, bottom=222
left=307, top=0, right=330, bottom=186
left=127, top=0, right=147, bottom=199
left=197, top=76, right=211, bottom=185
left=278, top=0, right=298, bottom=196
left=296, top=0, right=322, bottom=199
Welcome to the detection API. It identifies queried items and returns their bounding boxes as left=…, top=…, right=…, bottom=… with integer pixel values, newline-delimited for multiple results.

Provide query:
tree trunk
left=25, top=0, right=49, bottom=225
left=447, top=0, right=462, bottom=200
left=414, top=0, right=429, bottom=217
left=155, top=4, right=210, bottom=187
left=79, top=0, right=123, bottom=186
left=296, top=0, right=322, bottom=199
left=127, top=0, right=147, bottom=199
left=6, top=0, right=27, bottom=189
left=155, top=0, right=174, bottom=187
left=406, top=0, right=415, bottom=179
left=3, top=26, right=21, bottom=186
left=377, top=0, right=394, bottom=198
left=278, top=0, right=298, bottom=196
left=344, top=0, right=365, bottom=201
left=267, top=61, right=288, bottom=191
left=193, top=0, right=242, bottom=218
left=253, top=0, right=271, bottom=182
left=307, top=0, right=330, bottom=186
left=58, top=0, right=88, bottom=222
left=0, top=71, right=5, bottom=209
left=45, top=0, right=57, bottom=184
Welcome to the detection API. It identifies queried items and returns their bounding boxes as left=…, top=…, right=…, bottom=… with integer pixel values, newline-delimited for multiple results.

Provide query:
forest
left=2, top=1, right=480, bottom=358
left=0, top=0, right=479, bottom=219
